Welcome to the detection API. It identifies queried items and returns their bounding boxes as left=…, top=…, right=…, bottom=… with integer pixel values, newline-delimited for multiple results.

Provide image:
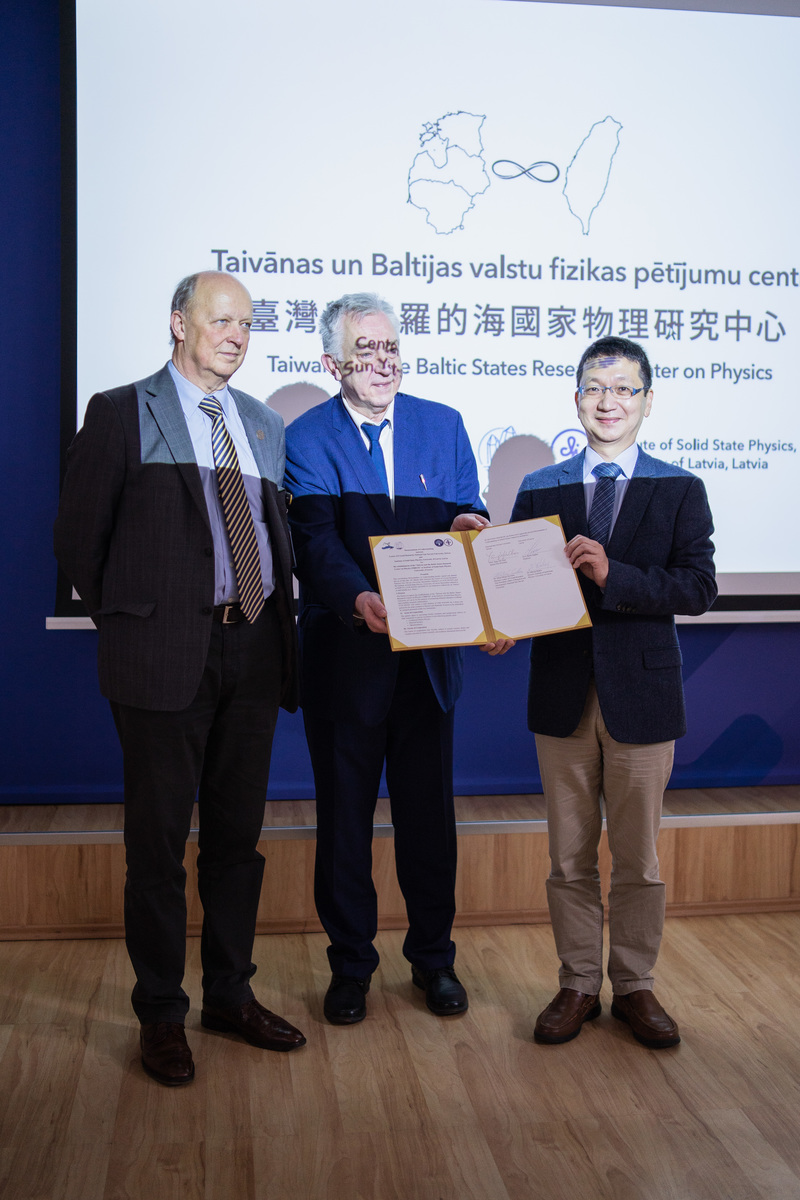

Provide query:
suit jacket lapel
left=392, top=397, right=436, bottom=530
left=144, top=367, right=210, bottom=529
left=332, top=396, right=396, bottom=530
left=233, top=390, right=273, bottom=480
left=232, top=392, right=295, bottom=583
left=391, top=399, right=415, bottom=530
left=606, top=450, right=656, bottom=559
left=557, top=451, right=589, bottom=539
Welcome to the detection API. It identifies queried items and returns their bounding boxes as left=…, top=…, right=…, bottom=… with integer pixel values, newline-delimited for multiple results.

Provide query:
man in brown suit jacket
left=55, top=271, right=305, bottom=1085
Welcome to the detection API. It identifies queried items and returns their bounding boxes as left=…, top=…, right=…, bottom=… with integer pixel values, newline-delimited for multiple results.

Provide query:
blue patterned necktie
left=198, top=395, right=264, bottom=623
left=361, top=420, right=390, bottom=494
left=588, top=461, right=623, bottom=546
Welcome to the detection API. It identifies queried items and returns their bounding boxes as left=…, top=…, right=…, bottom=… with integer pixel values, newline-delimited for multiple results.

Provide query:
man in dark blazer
left=54, top=271, right=306, bottom=1085
left=284, top=293, right=511, bottom=1025
left=511, top=336, right=716, bottom=1049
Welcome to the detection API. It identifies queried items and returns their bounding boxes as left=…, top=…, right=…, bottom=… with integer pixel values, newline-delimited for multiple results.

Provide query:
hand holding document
left=369, top=516, right=591, bottom=651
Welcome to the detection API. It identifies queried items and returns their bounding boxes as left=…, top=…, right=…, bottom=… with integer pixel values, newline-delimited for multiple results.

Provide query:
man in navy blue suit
left=284, top=293, right=511, bottom=1024
left=512, top=337, right=716, bottom=1049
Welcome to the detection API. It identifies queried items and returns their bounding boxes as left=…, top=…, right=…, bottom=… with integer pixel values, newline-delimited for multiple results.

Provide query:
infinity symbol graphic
left=491, top=159, right=560, bottom=184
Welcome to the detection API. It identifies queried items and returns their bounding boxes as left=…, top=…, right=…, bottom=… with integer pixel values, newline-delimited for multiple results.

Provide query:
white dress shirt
left=342, top=394, right=396, bottom=507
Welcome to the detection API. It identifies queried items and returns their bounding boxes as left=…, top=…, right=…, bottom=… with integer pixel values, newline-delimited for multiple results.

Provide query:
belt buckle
left=221, top=603, right=238, bottom=625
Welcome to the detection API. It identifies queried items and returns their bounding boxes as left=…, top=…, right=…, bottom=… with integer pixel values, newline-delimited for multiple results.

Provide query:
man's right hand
left=355, top=591, right=388, bottom=634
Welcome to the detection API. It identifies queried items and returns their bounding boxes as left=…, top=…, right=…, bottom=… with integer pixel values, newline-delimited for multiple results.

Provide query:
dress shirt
left=168, top=361, right=274, bottom=604
left=582, top=443, right=639, bottom=538
left=342, top=395, right=396, bottom=506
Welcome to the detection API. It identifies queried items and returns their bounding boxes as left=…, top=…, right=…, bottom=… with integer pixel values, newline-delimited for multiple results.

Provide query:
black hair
left=576, top=337, right=652, bottom=392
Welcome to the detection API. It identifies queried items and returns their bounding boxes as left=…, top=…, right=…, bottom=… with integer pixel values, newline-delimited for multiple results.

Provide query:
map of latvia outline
left=407, top=110, right=491, bottom=236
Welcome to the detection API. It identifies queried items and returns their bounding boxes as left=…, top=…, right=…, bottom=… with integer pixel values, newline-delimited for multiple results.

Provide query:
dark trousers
left=304, top=651, right=457, bottom=979
left=110, top=599, right=282, bottom=1024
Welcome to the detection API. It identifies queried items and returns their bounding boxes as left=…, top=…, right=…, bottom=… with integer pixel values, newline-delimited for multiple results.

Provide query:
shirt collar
left=168, top=359, right=232, bottom=416
left=341, top=393, right=394, bottom=429
left=583, top=442, right=639, bottom=482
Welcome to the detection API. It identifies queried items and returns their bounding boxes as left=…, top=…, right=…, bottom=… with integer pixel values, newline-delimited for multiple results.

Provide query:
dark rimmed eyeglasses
left=577, top=385, right=647, bottom=400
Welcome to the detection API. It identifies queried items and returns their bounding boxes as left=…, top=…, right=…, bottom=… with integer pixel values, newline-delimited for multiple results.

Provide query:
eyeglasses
left=578, top=385, right=647, bottom=400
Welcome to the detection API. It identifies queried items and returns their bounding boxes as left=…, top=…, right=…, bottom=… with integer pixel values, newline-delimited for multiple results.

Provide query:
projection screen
left=54, top=0, right=800, bottom=623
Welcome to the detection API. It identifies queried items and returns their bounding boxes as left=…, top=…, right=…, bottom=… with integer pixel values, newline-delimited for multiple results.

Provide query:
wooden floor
left=2, top=914, right=800, bottom=1200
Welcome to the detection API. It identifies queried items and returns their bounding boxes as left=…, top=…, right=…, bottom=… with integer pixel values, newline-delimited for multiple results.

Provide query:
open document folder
left=369, top=515, right=591, bottom=651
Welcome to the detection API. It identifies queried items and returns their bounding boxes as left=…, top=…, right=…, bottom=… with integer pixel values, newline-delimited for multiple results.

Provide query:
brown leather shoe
left=534, top=988, right=601, bottom=1044
left=140, top=1022, right=195, bottom=1086
left=201, top=998, right=306, bottom=1052
left=611, top=990, right=680, bottom=1048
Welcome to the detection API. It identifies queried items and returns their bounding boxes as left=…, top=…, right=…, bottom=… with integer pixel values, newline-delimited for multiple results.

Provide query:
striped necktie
left=198, top=395, right=264, bottom=623
left=361, top=420, right=390, bottom=494
left=588, top=461, right=622, bottom=546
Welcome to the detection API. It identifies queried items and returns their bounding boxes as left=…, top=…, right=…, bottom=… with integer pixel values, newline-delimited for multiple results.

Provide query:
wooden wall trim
left=1, top=822, right=797, bottom=941
left=3, top=898, right=800, bottom=942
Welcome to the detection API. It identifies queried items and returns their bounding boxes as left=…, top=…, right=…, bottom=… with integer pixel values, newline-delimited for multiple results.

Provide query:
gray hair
left=320, top=293, right=400, bottom=360
left=169, top=272, right=202, bottom=345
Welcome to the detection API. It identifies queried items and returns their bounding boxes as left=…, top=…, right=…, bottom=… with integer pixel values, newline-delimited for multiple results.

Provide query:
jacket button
left=201, top=606, right=213, bottom=615
left=204, top=547, right=213, bottom=557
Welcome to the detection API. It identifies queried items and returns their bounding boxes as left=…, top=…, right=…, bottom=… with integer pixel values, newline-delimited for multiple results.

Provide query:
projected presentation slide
left=71, top=0, right=799, bottom=605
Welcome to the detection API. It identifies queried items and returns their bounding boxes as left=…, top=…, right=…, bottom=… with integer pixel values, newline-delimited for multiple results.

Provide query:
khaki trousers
left=534, top=684, right=674, bottom=995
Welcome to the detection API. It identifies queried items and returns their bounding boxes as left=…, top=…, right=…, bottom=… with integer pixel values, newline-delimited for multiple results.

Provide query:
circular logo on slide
left=551, top=428, right=587, bottom=460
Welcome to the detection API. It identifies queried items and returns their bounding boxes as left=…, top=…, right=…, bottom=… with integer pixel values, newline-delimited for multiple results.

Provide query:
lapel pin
left=256, top=430, right=265, bottom=440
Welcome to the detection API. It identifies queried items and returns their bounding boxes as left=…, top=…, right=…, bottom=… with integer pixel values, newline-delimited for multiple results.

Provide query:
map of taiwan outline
left=407, top=111, right=491, bottom=235
left=562, top=116, right=623, bottom=235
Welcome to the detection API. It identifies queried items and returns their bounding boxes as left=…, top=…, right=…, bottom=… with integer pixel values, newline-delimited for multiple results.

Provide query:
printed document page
left=370, top=517, right=589, bottom=650
left=369, top=532, right=487, bottom=651
left=468, top=517, right=590, bottom=640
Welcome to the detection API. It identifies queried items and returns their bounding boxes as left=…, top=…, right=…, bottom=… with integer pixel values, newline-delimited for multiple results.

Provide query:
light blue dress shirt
left=168, top=361, right=274, bottom=605
left=582, top=443, right=640, bottom=537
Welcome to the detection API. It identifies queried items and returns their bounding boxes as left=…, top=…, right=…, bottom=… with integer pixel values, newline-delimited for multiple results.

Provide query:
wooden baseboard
left=1, top=822, right=797, bottom=941
left=3, top=899, right=800, bottom=942
left=663, top=897, right=800, bottom=919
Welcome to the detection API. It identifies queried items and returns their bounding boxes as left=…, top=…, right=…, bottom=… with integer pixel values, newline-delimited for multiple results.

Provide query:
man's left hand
left=451, top=514, right=511, bottom=651
left=450, top=513, right=490, bottom=533
left=565, top=535, right=609, bottom=588
left=480, top=638, right=515, bottom=656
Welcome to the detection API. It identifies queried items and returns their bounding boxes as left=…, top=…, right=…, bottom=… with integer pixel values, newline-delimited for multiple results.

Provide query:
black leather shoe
left=201, top=998, right=306, bottom=1051
left=412, top=965, right=468, bottom=1015
left=323, top=974, right=371, bottom=1025
left=140, top=1022, right=195, bottom=1086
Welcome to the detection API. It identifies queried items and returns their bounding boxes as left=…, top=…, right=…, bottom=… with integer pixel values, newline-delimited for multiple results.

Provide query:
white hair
left=319, top=293, right=400, bottom=360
